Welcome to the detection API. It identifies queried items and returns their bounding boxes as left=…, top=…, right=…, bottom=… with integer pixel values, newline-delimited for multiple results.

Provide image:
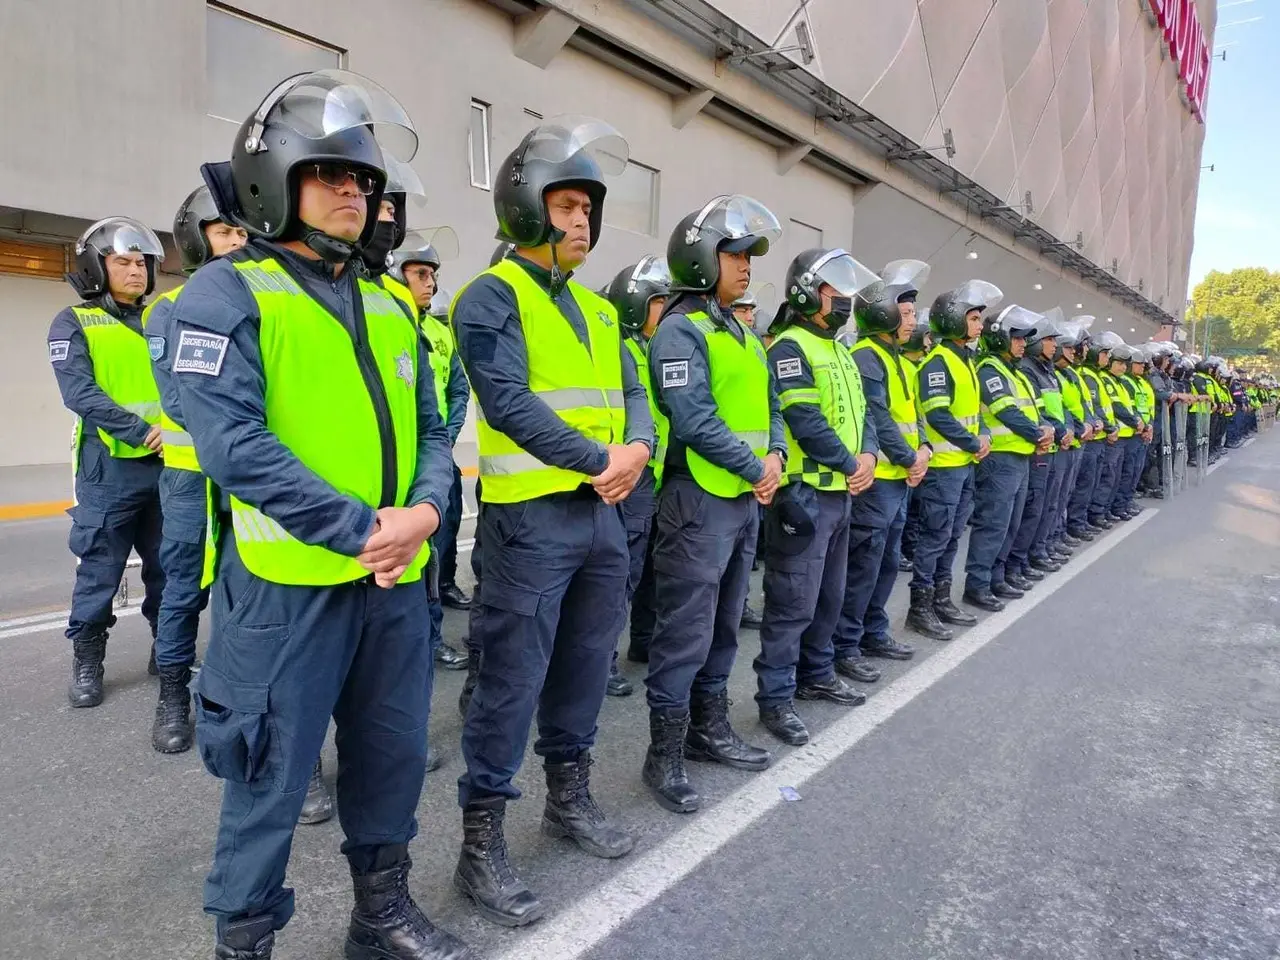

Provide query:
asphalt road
left=1, top=439, right=1277, bottom=960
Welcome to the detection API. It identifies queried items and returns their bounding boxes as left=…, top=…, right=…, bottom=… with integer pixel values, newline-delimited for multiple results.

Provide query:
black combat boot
left=642, top=709, right=700, bottom=814
left=685, top=690, right=771, bottom=770
left=298, top=759, right=335, bottom=825
left=759, top=702, right=809, bottom=746
left=605, top=653, right=633, bottom=697
left=933, top=581, right=977, bottom=626
left=457, top=644, right=479, bottom=718
left=990, top=580, right=1024, bottom=600
left=215, top=916, right=275, bottom=959
left=542, top=754, right=635, bottom=858
left=434, top=642, right=468, bottom=671
left=454, top=798, right=544, bottom=927
left=740, top=602, right=764, bottom=630
left=68, top=634, right=107, bottom=708
left=962, top=587, right=1006, bottom=612
left=905, top=586, right=954, bottom=641
left=346, top=856, right=473, bottom=960
left=152, top=665, right=193, bottom=754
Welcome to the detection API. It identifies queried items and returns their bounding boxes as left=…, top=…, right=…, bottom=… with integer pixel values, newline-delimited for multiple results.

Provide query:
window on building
left=605, top=161, right=660, bottom=237
left=0, top=238, right=69, bottom=281
left=206, top=3, right=343, bottom=124
left=470, top=101, right=492, bottom=190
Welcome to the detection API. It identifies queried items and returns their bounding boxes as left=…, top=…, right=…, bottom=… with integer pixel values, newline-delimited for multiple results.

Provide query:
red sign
left=1144, top=0, right=1211, bottom=122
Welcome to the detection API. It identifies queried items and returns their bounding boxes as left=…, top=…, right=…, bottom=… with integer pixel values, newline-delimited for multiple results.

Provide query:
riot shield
left=1194, top=410, right=1209, bottom=484
left=1173, top=401, right=1188, bottom=492
left=1160, top=403, right=1174, bottom=499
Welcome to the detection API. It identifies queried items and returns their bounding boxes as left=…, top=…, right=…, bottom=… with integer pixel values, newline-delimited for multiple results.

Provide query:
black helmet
left=902, top=311, right=932, bottom=353
left=1056, top=314, right=1095, bottom=350
left=1025, top=306, right=1065, bottom=349
left=173, top=186, right=225, bottom=274
left=1088, top=329, right=1124, bottom=365
left=66, top=216, right=165, bottom=299
left=786, top=248, right=879, bottom=318
left=607, top=256, right=673, bottom=334
left=387, top=227, right=459, bottom=283
left=982, top=304, right=1040, bottom=355
left=494, top=116, right=628, bottom=251
left=880, top=259, right=931, bottom=304
left=201, top=69, right=417, bottom=262
left=930, top=280, right=1003, bottom=339
left=667, top=194, right=782, bottom=292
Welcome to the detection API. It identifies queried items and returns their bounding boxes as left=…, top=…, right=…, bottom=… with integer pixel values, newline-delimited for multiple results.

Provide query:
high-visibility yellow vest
left=852, top=335, right=918, bottom=480
left=142, top=286, right=201, bottom=472
left=71, top=305, right=162, bottom=461
left=774, top=324, right=867, bottom=490
left=453, top=257, right=625, bottom=504
left=209, top=252, right=431, bottom=586
left=377, top=274, right=451, bottom=423
left=1124, top=374, right=1153, bottom=422
left=624, top=336, right=668, bottom=488
left=919, top=342, right=980, bottom=468
left=977, top=354, right=1037, bottom=455
left=1101, top=371, right=1135, bottom=438
left=683, top=311, right=771, bottom=497
left=1080, top=366, right=1111, bottom=439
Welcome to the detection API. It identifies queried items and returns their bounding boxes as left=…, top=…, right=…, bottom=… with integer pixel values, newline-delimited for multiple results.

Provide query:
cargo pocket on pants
left=194, top=664, right=271, bottom=784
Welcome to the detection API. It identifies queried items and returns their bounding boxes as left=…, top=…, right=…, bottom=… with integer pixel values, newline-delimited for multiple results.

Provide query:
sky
left=1186, top=0, right=1280, bottom=294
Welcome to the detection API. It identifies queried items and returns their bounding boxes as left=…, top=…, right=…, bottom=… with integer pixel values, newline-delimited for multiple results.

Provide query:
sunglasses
left=312, top=163, right=378, bottom=196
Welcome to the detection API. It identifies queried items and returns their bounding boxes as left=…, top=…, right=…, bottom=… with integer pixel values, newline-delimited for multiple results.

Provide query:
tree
left=1190, top=268, right=1280, bottom=358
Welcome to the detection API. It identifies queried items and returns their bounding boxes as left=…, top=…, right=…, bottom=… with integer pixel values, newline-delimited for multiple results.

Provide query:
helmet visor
left=812, top=250, right=881, bottom=297
left=428, top=288, right=453, bottom=318
left=523, top=116, right=630, bottom=175
left=399, top=226, right=459, bottom=263
left=263, top=69, right=419, bottom=163
left=79, top=217, right=164, bottom=258
left=1094, top=331, right=1125, bottom=350
left=384, top=157, right=426, bottom=209
left=995, top=305, right=1042, bottom=337
left=951, top=280, right=1004, bottom=314
left=880, top=258, right=931, bottom=292
left=692, top=195, right=783, bottom=251
left=630, top=255, right=673, bottom=290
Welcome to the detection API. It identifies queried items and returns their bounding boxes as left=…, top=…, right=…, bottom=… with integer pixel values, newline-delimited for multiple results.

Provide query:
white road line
left=0, top=540, right=477, bottom=639
left=498, top=510, right=1159, bottom=960
left=1208, top=458, right=1227, bottom=475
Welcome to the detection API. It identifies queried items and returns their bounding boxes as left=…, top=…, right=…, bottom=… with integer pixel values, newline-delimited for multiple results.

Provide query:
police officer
left=733, top=287, right=767, bottom=627
left=1140, top=343, right=1175, bottom=497
left=896, top=319, right=932, bottom=573
left=754, top=248, right=879, bottom=744
left=1048, top=318, right=1096, bottom=554
left=173, top=70, right=468, bottom=959
left=1103, top=344, right=1145, bottom=520
left=450, top=118, right=651, bottom=926
left=834, top=260, right=932, bottom=679
left=1119, top=347, right=1156, bottom=513
left=1062, top=319, right=1109, bottom=541
left=49, top=217, right=168, bottom=709
left=643, top=194, right=786, bottom=814
left=963, top=306, right=1050, bottom=609
left=604, top=256, right=673, bottom=697
left=1008, top=314, right=1073, bottom=579
left=142, top=187, right=246, bottom=753
left=909, top=281, right=1000, bottom=639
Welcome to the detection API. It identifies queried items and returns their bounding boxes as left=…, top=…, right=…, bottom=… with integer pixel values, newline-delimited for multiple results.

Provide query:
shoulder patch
left=173, top=329, right=229, bottom=377
left=985, top=375, right=1004, bottom=393
left=148, top=336, right=165, bottom=362
left=662, top=360, right=689, bottom=388
left=48, top=340, right=70, bottom=363
left=775, top=357, right=803, bottom=380
left=927, top=371, right=947, bottom=388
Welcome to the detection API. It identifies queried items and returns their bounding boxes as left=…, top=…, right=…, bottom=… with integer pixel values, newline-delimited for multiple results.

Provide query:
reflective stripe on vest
left=625, top=336, right=668, bottom=488
left=142, top=285, right=201, bottom=472
left=920, top=343, right=980, bottom=467
left=72, top=305, right=162, bottom=461
left=1080, top=366, right=1112, bottom=439
left=977, top=355, right=1037, bottom=455
left=684, top=312, right=772, bottom=497
left=454, top=257, right=625, bottom=504
left=852, top=336, right=918, bottom=480
left=207, top=252, right=430, bottom=587
left=775, top=325, right=868, bottom=491
left=1101, top=371, right=1136, bottom=437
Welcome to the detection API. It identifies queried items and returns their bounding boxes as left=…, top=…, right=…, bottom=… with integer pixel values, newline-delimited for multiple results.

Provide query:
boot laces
left=472, top=811, right=519, bottom=886
left=560, top=758, right=606, bottom=823
left=158, top=676, right=190, bottom=723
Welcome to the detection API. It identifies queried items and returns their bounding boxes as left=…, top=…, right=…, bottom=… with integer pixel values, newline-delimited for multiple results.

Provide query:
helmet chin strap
left=303, top=229, right=357, bottom=265
left=547, top=226, right=567, bottom=295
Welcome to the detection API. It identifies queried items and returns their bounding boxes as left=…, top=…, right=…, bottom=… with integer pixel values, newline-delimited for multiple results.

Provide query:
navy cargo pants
left=1028, top=450, right=1067, bottom=559
left=197, top=535, right=433, bottom=936
left=754, top=488, right=851, bottom=706
left=154, top=466, right=208, bottom=669
left=459, top=488, right=629, bottom=806
left=909, top=466, right=974, bottom=589
left=618, top=470, right=657, bottom=660
left=1008, top=453, right=1052, bottom=573
left=645, top=474, right=758, bottom=710
left=1089, top=441, right=1125, bottom=521
left=1067, top=441, right=1102, bottom=533
left=964, top=452, right=1029, bottom=593
left=66, top=439, right=164, bottom=643
left=833, top=478, right=909, bottom=659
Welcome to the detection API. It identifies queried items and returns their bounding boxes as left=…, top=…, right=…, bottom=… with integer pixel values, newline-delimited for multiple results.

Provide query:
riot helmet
left=66, top=217, right=166, bottom=299
left=667, top=194, right=782, bottom=293
left=363, top=156, right=428, bottom=274
left=1088, top=330, right=1124, bottom=366
left=173, top=186, right=231, bottom=274
left=786, top=248, right=879, bottom=322
left=387, top=226, right=459, bottom=283
left=982, top=305, right=1040, bottom=356
left=930, top=280, right=1003, bottom=339
left=201, top=69, right=418, bottom=263
left=607, top=256, right=673, bottom=335
left=880, top=259, right=931, bottom=305
left=902, top=310, right=932, bottom=355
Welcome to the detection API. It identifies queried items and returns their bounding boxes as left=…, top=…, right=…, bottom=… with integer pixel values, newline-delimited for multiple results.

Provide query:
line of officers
left=40, top=69, right=1274, bottom=960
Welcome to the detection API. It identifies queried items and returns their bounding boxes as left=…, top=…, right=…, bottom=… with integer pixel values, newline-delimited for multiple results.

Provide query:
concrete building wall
left=0, top=0, right=1207, bottom=466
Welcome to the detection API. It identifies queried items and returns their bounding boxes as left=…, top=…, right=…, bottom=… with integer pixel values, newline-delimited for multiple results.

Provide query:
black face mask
left=361, top=220, right=399, bottom=276
left=827, top=296, right=853, bottom=322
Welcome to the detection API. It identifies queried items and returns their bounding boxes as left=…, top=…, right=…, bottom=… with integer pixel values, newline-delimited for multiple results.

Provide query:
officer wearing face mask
left=142, top=186, right=247, bottom=755
left=171, top=70, right=466, bottom=960
left=48, top=217, right=168, bottom=711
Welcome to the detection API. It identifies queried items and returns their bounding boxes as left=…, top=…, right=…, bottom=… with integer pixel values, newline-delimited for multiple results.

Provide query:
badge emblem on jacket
left=395, top=351, right=415, bottom=389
